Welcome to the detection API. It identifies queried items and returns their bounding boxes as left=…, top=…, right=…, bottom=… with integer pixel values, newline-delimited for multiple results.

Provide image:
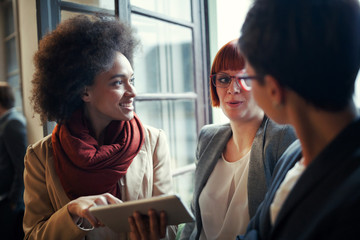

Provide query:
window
left=0, top=0, right=23, bottom=112
left=36, top=0, right=211, bottom=206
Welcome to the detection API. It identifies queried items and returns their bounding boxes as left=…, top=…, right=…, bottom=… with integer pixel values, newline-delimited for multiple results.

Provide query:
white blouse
left=270, top=159, right=306, bottom=225
left=199, top=151, right=251, bottom=240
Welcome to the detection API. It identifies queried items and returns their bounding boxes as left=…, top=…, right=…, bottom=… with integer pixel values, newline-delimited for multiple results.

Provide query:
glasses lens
left=235, top=74, right=252, bottom=91
left=240, top=79, right=252, bottom=90
left=215, top=73, right=231, bottom=88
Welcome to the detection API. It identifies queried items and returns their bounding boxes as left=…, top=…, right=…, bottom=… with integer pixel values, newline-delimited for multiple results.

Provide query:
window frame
left=0, top=0, right=24, bottom=112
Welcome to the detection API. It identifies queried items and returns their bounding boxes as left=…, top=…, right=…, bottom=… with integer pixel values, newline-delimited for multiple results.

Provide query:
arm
left=4, top=119, right=27, bottom=206
left=23, top=145, right=122, bottom=240
left=23, top=146, right=86, bottom=240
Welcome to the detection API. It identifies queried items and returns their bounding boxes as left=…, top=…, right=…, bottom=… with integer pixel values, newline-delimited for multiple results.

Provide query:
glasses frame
left=210, top=72, right=258, bottom=92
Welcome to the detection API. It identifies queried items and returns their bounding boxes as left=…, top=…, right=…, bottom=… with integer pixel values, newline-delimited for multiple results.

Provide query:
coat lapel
left=124, top=140, right=148, bottom=200
left=196, top=125, right=232, bottom=195
left=248, top=117, right=268, bottom=217
left=194, top=124, right=232, bottom=234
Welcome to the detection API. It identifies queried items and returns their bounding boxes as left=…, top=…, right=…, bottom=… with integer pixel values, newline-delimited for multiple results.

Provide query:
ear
left=263, top=75, right=285, bottom=107
left=82, top=87, right=91, bottom=102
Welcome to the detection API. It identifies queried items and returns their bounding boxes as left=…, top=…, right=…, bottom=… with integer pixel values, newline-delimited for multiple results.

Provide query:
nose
left=124, top=83, right=136, bottom=97
left=227, top=78, right=241, bottom=94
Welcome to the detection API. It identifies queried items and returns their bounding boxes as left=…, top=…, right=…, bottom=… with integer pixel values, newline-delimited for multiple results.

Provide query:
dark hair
left=210, top=39, right=245, bottom=107
left=31, top=15, right=140, bottom=123
left=0, top=82, right=15, bottom=109
left=239, top=0, right=360, bottom=111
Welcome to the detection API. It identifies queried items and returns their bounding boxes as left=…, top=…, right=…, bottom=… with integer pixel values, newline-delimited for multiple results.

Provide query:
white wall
left=18, top=0, right=43, bottom=144
left=354, top=73, right=360, bottom=109
left=215, top=0, right=252, bottom=50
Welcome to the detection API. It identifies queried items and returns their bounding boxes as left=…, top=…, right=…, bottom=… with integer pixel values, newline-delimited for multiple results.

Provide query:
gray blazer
left=180, top=117, right=297, bottom=240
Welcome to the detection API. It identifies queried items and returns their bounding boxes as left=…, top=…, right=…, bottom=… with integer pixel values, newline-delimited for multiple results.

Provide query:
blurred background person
left=0, top=82, right=28, bottom=240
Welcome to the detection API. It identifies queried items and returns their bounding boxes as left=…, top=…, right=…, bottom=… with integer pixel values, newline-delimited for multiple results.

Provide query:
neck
left=83, top=107, right=110, bottom=145
left=224, top=112, right=264, bottom=162
left=290, top=101, right=358, bottom=166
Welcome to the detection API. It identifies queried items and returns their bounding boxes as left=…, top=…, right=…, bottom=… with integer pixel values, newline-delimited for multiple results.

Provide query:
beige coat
left=23, top=125, right=174, bottom=240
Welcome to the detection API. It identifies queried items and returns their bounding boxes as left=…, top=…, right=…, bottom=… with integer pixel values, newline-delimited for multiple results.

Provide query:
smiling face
left=82, top=52, right=136, bottom=131
left=216, top=69, right=263, bottom=122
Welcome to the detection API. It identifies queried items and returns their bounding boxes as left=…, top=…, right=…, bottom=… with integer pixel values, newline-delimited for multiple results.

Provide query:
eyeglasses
left=210, top=71, right=258, bottom=91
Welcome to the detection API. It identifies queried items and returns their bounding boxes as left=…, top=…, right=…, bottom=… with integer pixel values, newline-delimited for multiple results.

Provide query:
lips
left=225, top=100, right=245, bottom=107
left=227, top=100, right=244, bottom=104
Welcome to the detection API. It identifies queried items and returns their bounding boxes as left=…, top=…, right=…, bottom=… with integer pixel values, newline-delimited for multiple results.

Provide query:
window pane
left=131, top=0, right=191, bottom=22
left=64, top=0, right=115, bottom=10
left=8, top=74, right=22, bottom=110
left=132, top=14, right=194, bottom=94
left=5, top=38, right=18, bottom=73
left=14, top=87, right=22, bottom=110
left=61, top=10, right=93, bottom=21
left=354, top=71, right=360, bottom=108
left=7, top=73, right=19, bottom=89
left=173, top=171, right=194, bottom=207
left=4, top=1, right=14, bottom=36
left=135, top=100, right=197, bottom=168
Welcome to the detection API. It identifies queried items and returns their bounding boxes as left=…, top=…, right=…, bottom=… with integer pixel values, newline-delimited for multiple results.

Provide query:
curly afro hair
left=31, top=15, right=139, bottom=124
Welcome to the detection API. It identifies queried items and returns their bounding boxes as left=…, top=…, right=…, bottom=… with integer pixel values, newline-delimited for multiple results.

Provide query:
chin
left=123, top=112, right=134, bottom=121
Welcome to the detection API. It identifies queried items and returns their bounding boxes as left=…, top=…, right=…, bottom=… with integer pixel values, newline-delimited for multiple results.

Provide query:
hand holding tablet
left=89, top=194, right=194, bottom=233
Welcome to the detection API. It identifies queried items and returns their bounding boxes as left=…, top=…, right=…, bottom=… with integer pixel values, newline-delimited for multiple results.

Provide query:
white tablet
left=89, top=194, right=195, bottom=233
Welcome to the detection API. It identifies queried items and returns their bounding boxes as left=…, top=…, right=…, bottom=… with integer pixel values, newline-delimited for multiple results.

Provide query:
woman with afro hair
left=23, top=15, right=174, bottom=240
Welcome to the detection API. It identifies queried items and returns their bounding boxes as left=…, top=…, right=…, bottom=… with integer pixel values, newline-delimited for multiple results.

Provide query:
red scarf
left=52, top=110, right=145, bottom=200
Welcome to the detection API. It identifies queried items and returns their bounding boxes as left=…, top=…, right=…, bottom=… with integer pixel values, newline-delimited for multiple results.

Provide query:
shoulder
left=142, top=124, right=166, bottom=143
left=26, top=135, right=52, bottom=164
left=199, top=123, right=231, bottom=141
left=141, top=124, right=169, bottom=153
left=264, top=119, right=297, bottom=154
left=2, top=110, right=26, bottom=129
left=266, top=119, right=296, bottom=138
left=273, top=140, right=302, bottom=174
left=6, top=109, right=26, bottom=124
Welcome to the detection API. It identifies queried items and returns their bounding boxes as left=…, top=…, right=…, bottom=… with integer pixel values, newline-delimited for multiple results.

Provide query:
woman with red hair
left=179, top=39, right=297, bottom=239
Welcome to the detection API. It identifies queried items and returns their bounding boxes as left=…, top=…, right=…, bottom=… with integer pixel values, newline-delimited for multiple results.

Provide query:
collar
left=0, top=108, right=15, bottom=121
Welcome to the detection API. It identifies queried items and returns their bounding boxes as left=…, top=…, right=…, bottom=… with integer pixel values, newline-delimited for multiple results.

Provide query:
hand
left=128, top=209, right=167, bottom=240
left=67, top=193, right=122, bottom=228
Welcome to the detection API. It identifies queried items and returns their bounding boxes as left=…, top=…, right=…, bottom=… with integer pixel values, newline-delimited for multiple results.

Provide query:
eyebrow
left=110, top=73, right=134, bottom=79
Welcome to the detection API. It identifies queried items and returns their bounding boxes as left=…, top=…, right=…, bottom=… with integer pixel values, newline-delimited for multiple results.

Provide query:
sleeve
left=23, top=145, right=86, bottom=240
left=4, top=119, right=27, bottom=204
